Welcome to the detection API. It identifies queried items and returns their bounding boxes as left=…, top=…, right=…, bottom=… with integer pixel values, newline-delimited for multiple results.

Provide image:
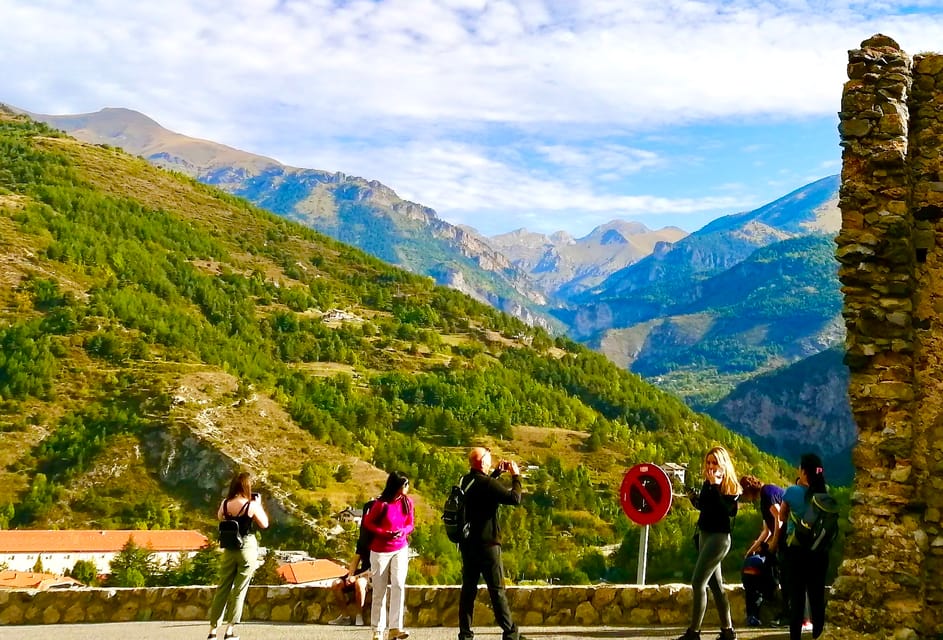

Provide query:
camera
left=251, top=492, right=261, bottom=501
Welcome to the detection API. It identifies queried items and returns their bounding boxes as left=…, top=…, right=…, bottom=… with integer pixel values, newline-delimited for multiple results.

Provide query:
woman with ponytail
left=771, top=453, right=829, bottom=640
left=363, top=471, right=414, bottom=640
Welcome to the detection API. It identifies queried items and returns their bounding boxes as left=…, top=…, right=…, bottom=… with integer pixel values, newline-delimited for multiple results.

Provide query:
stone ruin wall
left=834, top=34, right=943, bottom=640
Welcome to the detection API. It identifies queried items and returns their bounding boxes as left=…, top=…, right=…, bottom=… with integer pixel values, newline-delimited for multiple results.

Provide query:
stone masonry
left=834, top=34, right=943, bottom=640
left=0, top=583, right=746, bottom=628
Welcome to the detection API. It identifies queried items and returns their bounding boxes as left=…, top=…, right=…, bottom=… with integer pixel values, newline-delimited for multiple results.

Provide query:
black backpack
left=442, top=476, right=475, bottom=543
left=358, top=498, right=378, bottom=551
left=218, top=500, right=249, bottom=550
left=790, top=490, right=839, bottom=552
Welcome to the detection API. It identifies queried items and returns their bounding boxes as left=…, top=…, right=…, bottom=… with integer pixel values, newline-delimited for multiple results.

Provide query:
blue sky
left=3, top=1, right=943, bottom=237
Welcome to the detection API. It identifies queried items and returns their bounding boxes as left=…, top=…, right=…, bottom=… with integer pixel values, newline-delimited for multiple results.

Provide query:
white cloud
left=2, top=0, right=942, bottom=233
left=302, top=138, right=747, bottom=235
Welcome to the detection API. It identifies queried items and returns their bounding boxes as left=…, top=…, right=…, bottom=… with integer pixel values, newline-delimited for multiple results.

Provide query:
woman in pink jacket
left=363, top=471, right=414, bottom=640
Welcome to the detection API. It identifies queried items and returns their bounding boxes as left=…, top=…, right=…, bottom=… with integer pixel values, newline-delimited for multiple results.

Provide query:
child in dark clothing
left=742, top=551, right=776, bottom=626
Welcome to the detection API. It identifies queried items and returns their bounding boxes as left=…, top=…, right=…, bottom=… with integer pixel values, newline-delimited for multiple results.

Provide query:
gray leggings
left=689, top=531, right=732, bottom=631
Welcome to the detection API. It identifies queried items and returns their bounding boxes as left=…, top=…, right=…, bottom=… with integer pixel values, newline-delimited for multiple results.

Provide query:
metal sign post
left=620, top=463, right=673, bottom=586
left=637, top=523, right=649, bottom=585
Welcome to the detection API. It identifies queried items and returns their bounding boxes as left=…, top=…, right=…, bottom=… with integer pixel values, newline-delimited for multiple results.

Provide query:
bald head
left=469, top=447, right=491, bottom=472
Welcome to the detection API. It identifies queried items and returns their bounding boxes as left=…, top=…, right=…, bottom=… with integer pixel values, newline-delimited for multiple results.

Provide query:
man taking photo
left=458, top=446, right=526, bottom=640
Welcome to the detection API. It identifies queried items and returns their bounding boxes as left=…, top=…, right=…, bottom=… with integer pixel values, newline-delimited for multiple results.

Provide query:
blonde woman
left=207, top=472, right=269, bottom=640
left=677, top=446, right=742, bottom=640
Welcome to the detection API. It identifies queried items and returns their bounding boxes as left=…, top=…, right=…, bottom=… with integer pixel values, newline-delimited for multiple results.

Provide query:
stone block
left=0, top=603, right=24, bottom=625
left=619, top=588, right=639, bottom=609
left=841, top=119, right=874, bottom=138
left=522, top=586, right=550, bottom=612
left=573, top=601, right=599, bottom=625
left=439, top=604, right=459, bottom=626
left=174, top=604, right=204, bottom=620
left=544, top=608, right=572, bottom=625
left=599, top=604, right=624, bottom=625
left=269, top=603, right=292, bottom=622
left=62, top=603, right=86, bottom=623
left=591, top=587, right=617, bottom=609
left=522, top=610, right=544, bottom=626
left=414, top=607, right=439, bottom=626
left=626, top=607, right=655, bottom=624
left=304, top=602, right=322, bottom=622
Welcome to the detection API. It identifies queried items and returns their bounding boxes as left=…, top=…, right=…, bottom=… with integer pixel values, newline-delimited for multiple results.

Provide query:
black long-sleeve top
left=460, top=468, right=522, bottom=546
left=692, top=480, right=739, bottom=534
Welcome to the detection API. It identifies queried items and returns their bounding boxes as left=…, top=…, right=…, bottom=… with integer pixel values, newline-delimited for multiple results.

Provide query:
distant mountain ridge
left=485, top=220, right=688, bottom=298
left=19, top=106, right=556, bottom=328
left=14, top=103, right=854, bottom=475
left=565, top=176, right=844, bottom=408
left=0, top=109, right=790, bottom=584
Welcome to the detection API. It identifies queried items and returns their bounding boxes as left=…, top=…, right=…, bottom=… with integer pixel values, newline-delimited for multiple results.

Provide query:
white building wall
left=2, top=551, right=197, bottom=575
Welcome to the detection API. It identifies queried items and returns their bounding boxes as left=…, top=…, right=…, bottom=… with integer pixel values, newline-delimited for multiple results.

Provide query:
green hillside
left=0, top=110, right=789, bottom=584
left=593, top=234, right=843, bottom=408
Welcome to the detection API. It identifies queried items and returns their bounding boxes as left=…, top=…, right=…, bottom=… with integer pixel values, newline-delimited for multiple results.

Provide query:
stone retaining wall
left=0, top=584, right=745, bottom=627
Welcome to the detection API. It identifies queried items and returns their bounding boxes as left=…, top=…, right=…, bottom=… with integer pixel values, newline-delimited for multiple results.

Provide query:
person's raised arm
left=488, top=461, right=522, bottom=505
left=250, top=494, right=269, bottom=529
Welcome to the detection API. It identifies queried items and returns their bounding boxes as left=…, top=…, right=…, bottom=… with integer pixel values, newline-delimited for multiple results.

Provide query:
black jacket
left=693, top=481, right=739, bottom=534
left=460, top=468, right=522, bottom=546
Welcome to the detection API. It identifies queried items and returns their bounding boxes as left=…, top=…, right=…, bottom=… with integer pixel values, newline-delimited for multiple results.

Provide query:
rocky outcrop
left=831, top=33, right=943, bottom=639
left=706, top=347, right=856, bottom=483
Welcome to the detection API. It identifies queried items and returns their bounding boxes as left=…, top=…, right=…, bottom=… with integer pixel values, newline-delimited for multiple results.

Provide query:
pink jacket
left=363, top=496, right=414, bottom=553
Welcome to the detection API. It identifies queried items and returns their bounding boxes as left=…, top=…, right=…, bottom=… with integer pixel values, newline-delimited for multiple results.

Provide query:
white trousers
left=370, top=546, right=409, bottom=633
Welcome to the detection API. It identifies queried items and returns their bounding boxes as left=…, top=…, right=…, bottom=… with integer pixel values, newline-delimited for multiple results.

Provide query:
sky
left=4, top=1, right=943, bottom=237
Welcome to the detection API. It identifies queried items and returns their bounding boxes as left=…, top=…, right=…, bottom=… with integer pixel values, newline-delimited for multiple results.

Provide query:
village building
left=0, top=570, right=83, bottom=590
left=0, top=530, right=209, bottom=576
left=276, top=558, right=347, bottom=586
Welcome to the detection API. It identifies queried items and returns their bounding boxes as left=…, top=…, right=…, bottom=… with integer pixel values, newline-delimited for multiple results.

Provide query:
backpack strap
left=460, top=476, right=475, bottom=493
left=224, top=499, right=251, bottom=520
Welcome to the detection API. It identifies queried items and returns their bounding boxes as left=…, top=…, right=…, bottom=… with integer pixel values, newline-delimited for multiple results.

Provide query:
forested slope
left=0, top=110, right=790, bottom=584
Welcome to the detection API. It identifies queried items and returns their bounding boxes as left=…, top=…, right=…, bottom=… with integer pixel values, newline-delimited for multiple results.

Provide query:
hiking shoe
left=802, top=620, right=813, bottom=631
left=328, top=614, right=354, bottom=625
left=717, top=629, right=737, bottom=640
left=387, top=630, right=410, bottom=640
left=676, top=630, right=701, bottom=640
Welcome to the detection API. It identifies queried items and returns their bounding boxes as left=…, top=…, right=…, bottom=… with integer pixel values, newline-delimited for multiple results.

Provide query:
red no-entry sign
left=620, top=463, right=673, bottom=526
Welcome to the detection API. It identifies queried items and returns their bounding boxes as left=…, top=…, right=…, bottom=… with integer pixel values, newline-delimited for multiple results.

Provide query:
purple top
left=760, top=484, right=785, bottom=533
left=363, top=495, right=414, bottom=553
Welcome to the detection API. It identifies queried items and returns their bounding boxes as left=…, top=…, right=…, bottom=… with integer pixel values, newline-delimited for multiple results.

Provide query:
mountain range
left=483, top=221, right=688, bottom=298
left=13, top=104, right=855, bottom=482
left=0, top=108, right=792, bottom=584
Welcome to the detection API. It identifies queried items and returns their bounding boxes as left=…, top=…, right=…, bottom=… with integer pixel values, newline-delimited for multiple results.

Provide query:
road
left=0, top=621, right=791, bottom=640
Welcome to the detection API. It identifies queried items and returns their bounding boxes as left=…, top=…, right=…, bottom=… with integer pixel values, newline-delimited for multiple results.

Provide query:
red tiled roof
left=0, top=530, right=209, bottom=553
left=276, top=559, right=347, bottom=584
left=0, top=570, right=84, bottom=590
